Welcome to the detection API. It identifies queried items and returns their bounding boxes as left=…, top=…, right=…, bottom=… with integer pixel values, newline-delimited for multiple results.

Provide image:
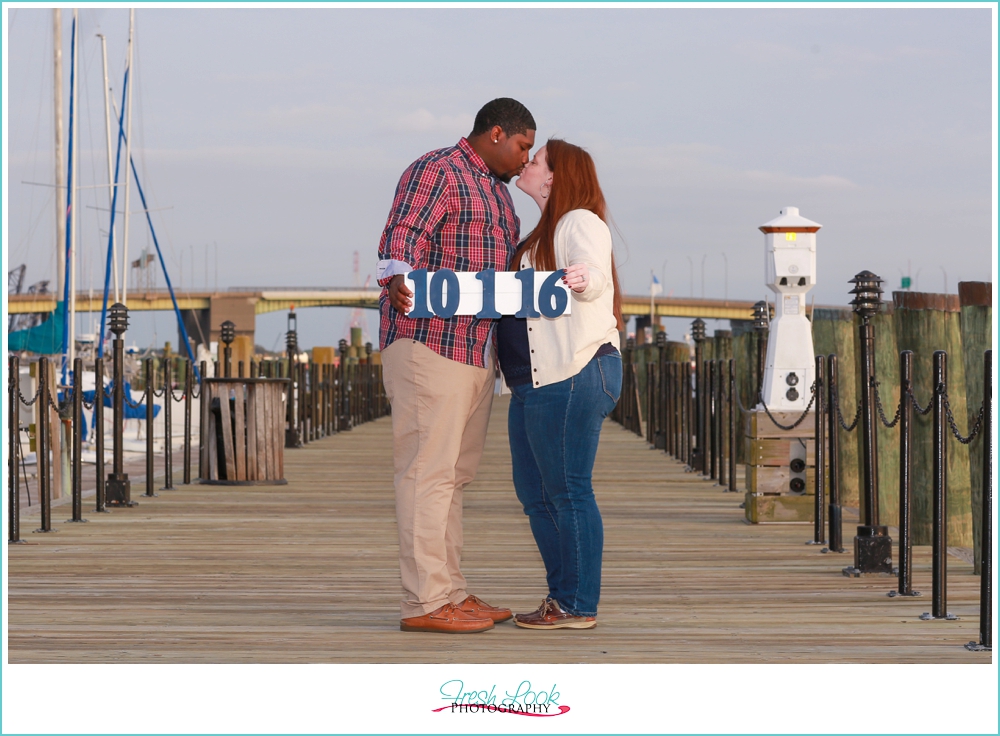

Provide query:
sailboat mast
left=97, top=32, right=120, bottom=303
left=53, top=9, right=65, bottom=298
left=69, top=8, right=79, bottom=368
left=121, top=8, right=134, bottom=306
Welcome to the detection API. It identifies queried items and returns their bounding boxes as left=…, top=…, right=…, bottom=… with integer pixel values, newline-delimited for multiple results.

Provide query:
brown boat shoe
left=458, top=594, right=513, bottom=623
left=514, top=598, right=596, bottom=630
left=400, top=603, right=494, bottom=633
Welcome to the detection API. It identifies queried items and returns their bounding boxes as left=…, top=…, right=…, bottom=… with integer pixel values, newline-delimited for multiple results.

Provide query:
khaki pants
left=381, top=339, right=495, bottom=619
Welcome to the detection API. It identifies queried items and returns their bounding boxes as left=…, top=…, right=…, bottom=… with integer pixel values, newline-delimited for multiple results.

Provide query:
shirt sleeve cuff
left=376, top=259, right=413, bottom=287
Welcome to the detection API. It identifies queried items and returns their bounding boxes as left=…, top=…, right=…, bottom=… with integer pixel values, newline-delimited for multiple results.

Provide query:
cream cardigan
left=517, top=208, right=620, bottom=388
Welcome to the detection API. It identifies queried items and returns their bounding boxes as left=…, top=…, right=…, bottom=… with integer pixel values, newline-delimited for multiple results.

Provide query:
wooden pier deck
left=6, top=396, right=988, bottom=664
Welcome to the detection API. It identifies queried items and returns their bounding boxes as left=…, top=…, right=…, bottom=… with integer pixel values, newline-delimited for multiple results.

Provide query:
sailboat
left=10, top=9, right=200, bottom=379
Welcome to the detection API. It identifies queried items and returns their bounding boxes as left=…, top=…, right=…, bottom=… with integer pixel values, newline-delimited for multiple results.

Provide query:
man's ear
left=490, top=125, right=506, bottom=145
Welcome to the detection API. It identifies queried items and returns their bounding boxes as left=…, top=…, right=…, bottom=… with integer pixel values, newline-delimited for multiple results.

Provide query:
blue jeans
left=507, top=354, right=622, bottom=617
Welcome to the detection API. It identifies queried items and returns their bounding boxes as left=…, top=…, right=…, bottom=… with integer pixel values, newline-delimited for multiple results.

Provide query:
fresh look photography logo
left=431, top=679, right=570, bottom=716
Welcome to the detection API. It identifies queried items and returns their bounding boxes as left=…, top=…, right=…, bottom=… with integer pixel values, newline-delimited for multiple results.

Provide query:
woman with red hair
left=497, top=139, right=624, bottom=630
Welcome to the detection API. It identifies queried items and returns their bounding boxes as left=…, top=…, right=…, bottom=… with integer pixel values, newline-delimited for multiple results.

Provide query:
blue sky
left=5, top=7, right=994, bottom=349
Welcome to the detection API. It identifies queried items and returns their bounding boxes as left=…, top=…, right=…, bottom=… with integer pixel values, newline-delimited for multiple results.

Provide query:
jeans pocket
left=598, top=356, right=623, bottom=403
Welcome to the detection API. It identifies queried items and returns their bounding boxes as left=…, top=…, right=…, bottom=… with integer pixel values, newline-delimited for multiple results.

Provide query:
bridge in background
left=8, top=288, right=843, bottom=347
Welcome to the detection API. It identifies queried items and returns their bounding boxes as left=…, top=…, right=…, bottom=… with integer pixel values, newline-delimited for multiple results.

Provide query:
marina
left=7, top=396, right=988, bottom=664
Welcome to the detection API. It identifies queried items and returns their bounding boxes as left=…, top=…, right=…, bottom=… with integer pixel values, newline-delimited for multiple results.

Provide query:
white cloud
left=390, top=109, right=474, bottom=135
left=138, top=145, right=403, bottom=171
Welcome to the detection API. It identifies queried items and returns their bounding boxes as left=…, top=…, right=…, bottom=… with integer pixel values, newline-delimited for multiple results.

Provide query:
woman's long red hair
left=513, top=139, right=624, bottom=329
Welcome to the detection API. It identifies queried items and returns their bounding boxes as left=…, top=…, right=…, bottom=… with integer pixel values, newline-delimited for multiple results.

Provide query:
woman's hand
left=562, top=263, right=589, bottom=293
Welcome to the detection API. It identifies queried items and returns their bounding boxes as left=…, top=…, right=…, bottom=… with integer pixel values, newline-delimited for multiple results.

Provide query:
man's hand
left=388, top=274, right=413, bottom=314
left=562, top=263, right=589, bottom=293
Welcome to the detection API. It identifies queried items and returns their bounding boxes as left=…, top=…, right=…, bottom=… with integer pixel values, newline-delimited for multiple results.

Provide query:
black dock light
left=849, top=270, right=884, bottom=319
left=220, top=320, right=236, bottom=378
left=109, top=302, right=129, bottom=336
left=106, top=303, right=135, bottom=507
left=845, top=270, right=893, bottom=576
left=656, top=330, right=667, bottom=347
left=752, top=300, right=769, bottom=332
left=365, top=342, right=373, bottom=357
left=338, top=338, right=348, bottom=360
left=691, top=318, right=706, bottom=344
left=691, top=318, right=707, bottom=474
left=285, top=310, right=299, bottom=371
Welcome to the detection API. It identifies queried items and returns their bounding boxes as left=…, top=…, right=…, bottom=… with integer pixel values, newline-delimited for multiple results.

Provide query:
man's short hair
left=470, top=98, right=536, bottom=138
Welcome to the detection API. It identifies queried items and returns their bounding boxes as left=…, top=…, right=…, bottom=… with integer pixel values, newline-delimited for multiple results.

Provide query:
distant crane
left=345, top=250, right=371, bottom=344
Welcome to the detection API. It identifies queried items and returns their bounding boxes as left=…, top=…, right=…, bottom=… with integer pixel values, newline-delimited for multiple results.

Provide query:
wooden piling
left=713, top=330, right=733, bottom=362
left=892, top=291, right=972, bottom=547
left=958, top=281, right=992, bottom=572
left=665, top=341, right=690, bottom=365
left=811, top=308, right=860, bottom=509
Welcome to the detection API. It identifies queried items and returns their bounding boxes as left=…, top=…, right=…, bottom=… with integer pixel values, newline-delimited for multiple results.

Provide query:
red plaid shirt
left=378, top=138, right=520, bottom=367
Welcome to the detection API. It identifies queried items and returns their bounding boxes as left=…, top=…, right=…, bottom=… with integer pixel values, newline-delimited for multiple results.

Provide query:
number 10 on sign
left=404, top=269, right=572, bottom=319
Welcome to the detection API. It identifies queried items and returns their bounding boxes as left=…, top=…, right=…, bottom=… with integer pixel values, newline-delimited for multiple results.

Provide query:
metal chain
left=872, top=379, right=902, bottom=429
left=170, top=386, right=186, bottom=402
left=47, top=390, right=75, bottom=418
left=151, top=385, right=167, bottom=398
left=831, top=383, right=861, bottom=432
left=907, top=386, right=932, bottom=416
left=16, top=383, right=43, bottom=407
left=122, top=387, right=144, bottom=409
left=730, top=374, right=816, bottom=430
left=940, top=384, right=985, bottom=445
left=757, top=382, right=818, bottom=431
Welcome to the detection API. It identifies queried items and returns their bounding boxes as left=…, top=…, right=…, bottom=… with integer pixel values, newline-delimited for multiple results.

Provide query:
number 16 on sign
left=404, top=269, right=572, bottom=319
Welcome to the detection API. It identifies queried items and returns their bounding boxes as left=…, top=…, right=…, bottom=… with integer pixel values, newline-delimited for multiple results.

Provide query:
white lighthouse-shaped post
left=759, top=206, right=820, bottom=411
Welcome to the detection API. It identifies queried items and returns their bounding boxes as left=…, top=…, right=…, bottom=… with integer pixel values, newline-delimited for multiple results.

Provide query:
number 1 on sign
left=475, top=269, right=501, bottom=319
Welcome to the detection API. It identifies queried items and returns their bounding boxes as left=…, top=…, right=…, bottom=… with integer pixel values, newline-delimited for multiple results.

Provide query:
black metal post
left=198, top=360, right=208, bottom=480
left=967, top=350, right=992, bottom=650
left=94, top=357, right=107, bottom=513
left=183, top=359, right=192, bottom=484
left=753, top=301, right=768, bottom=402
left=718, top=360, right=727, bottom=487
left=8, top=355, right=23, bottom=543
left=35, top=357, right=53, bottom=533
left=691, top=319, right=706, bottom=473
left=221, top=320, right=235, bottom=378
left=826, top=355, right=843, bottom=552
left=809, top=355, right=826, bottom=545
left=728, top=359, right=737, bottom=492
left=161, top=359, right=174, bottom=490
left=145, top=358, right=156, bottom=498
left=69, top=357, right=85, bottom=523
left=845, top=272, right=891, bottom=576
left=891, top=351, right=919, bottom=596
left=709, top=360, right=717, bottom=480
left=653, top=334, right=666, bottom=449
left=298, top=361, right=305, bottom=444
left=684, top=361, right=693, bottom=467
left=106, top=303, right=134, bottom=507
left=665, top=362, right=674, bottom=458
left=921, top=351, right=956, bottom=620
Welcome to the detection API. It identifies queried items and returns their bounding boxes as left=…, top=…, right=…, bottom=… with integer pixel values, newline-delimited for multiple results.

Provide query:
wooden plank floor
left=6, top=396, right=989, bottom=663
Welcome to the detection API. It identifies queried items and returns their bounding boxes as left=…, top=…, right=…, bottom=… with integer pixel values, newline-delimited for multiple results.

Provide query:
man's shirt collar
left=457, top=137, right=494, bottom=179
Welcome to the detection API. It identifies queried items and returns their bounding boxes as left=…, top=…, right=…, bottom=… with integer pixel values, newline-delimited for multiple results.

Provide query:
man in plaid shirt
left=378, top=98, right=536, bottom=633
